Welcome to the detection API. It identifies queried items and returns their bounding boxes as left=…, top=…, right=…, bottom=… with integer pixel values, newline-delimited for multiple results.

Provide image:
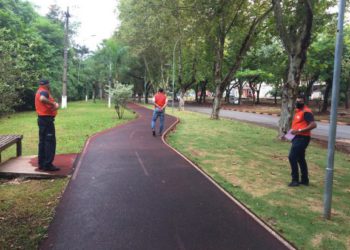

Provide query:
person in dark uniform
left=35, top=79, right=60, bottom=171
left=288, top=95, right=317, bottom=187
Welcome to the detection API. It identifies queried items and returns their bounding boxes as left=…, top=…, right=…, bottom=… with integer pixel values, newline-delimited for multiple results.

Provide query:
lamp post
left=61, top=7, right=70, bottom=109
left=108, top=62, right=112, bottom=108
left=172, top=39, right=179, bottom=112
left=323, top=0, right=346, bottom=220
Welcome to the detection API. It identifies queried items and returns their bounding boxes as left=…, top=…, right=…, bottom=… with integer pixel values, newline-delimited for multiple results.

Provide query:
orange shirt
left=35, top=86, right=57, bottom=117
left=291, top=106, right=313, bottom=136
left=154, top=92, right=167, bottom=108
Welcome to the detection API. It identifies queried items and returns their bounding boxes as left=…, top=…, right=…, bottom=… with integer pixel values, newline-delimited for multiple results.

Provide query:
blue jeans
left=151, top=108, right=165, bottom=134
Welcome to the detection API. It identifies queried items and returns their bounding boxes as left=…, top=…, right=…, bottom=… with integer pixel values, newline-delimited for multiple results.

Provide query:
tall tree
left=208, top=0, right=273, bottom=119
left=272, top=0, right=336, bottom=134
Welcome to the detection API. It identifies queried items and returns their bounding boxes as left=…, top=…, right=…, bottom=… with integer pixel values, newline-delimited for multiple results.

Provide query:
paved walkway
left=40, top=104, right=292, bottom=250
left=187, top=106, right=350, bottom=141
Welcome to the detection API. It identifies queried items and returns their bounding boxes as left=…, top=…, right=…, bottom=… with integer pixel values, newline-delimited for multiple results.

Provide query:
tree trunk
left=278, top=60, right=308, bottom=135
left=211, top=85, right=225, bottom=119
left=252, top=89, right=256, bottom=106
left=225, top=86, right=230, bottom=103
left=138, top=93, right=142, bottom=103
left=195, top=83, right=199, bottom=103
left=178, top=89, right=185, bottom=111
left=256, top=82, right=262, bottom=104
left=144, top=81, right=151, bottom=104
left=322, top=79, right=332, bottom=113
left=145, top=89, right=149, bottom=104
left=211, top=32, right=225, bottom=118
left=92, top=83, right=96, bottom=103
left=279, top=83, right=298, bottom=134
left=98, top=82, right=103, bottom=99
left=203, top=85, right=206, bottom=103
left=345, top=83, right=349, bottom=109
left=85, top=84, right=89, bottom=102
left=238, top=81, right=243, bottom=105
left=279, top=56, right=303, bottom=134
left=201, top=80, right=207, bottom=103
left=249, top=82, right=256, bottom=105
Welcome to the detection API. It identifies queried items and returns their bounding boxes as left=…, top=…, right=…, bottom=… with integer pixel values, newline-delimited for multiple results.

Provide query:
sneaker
left=288, top=181, right=299, bottom=187
left=299, top=181, right=309, bottom=186
left=152, top=130, right=156, bottom=136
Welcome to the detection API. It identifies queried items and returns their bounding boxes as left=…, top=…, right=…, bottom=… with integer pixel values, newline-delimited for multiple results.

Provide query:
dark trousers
left=288, top=136, right=310, bottom=183
left=38, top=116, right=56, bottom=168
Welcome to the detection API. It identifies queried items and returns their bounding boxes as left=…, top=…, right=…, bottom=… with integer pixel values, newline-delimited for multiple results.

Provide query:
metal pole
left=172, top=39, right=179, bottom=112
left=323, top=0, right=346, bottom=220
left=77, top=55, right=82, bottom=98
left=144, top=65, right=147, bottom=104
left=62, top=7, right=70, bottom=109
left=108, top=62, right=112, bottom=108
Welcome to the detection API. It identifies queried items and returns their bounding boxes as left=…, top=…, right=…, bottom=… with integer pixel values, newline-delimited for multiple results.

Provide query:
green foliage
left=0, top=0, right=91, bottom=112
left=0, top=0, right=67, bottom=113
left=0, top=82, right=20, bottom=116
left=107, top=83, right=133, bottom=119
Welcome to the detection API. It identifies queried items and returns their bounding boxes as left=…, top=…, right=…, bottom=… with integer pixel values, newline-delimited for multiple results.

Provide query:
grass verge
left=0, top=101, right=135, bottom=249
left=166, top=109, right=350, bottom=250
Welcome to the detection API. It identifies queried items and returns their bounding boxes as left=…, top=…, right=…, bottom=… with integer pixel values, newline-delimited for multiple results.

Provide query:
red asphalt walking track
left=40, top=103, right=293, bottom=250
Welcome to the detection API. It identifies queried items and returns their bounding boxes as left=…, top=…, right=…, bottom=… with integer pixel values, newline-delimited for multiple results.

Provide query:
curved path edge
left=72, top=111, right=141, bottom=180
left=160, top=108, right=296, bottom=250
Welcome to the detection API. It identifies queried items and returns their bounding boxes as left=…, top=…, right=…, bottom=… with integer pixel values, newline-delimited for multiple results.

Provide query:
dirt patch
left=311, top=233, right=324, bottom=248
left=305, top=197, right=323, bottom=214
left=189, top=149, right=206, bottom=157
left=212, top=160, right=287, bottom=198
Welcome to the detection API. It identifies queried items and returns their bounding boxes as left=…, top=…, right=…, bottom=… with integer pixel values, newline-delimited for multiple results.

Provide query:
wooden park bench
left=0, top=135, right=23, bottom=163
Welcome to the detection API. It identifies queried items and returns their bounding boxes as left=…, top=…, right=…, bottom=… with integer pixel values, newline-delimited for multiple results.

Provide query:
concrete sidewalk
left=186, top=106, right=350, bottom=141
left=0, top=154, right=76, bottom=178
left=40, top=103, right=293, bottom=250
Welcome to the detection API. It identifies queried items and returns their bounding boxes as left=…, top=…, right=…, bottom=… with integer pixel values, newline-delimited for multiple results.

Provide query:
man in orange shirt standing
left=288, top=95, right=317, bottom=187
left=151, top=88, right=168, bottom=136
left=35, top=79, right=60, bottom=171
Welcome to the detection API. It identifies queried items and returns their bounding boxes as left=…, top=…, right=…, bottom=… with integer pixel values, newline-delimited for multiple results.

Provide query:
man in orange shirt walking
left=288, top=95, right=317, bottom=187
left=151, top=88, right=168, bottom=136
left=35, top=79, right=60, bottom=171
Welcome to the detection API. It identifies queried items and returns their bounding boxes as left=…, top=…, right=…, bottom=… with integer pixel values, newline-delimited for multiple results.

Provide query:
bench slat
left=0, top=135, right=23, bottom=150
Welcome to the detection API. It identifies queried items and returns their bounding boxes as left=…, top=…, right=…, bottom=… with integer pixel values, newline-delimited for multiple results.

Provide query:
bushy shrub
left=0, top=83, right=21, bottom=117
left=107, top=82, right=133, bottom=119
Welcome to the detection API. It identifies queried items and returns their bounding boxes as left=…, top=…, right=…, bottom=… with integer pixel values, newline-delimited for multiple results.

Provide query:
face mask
left=295, top=102, right=304, bottom=109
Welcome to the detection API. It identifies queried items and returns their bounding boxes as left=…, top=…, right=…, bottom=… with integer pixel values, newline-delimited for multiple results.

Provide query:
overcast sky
left=28, top=0, right=119, bottom=51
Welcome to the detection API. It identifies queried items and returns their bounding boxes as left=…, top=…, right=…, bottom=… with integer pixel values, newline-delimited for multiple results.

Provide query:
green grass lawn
left=0, top=101, right=135, bottom=249
left=166, top=109, right=350, bottom=250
